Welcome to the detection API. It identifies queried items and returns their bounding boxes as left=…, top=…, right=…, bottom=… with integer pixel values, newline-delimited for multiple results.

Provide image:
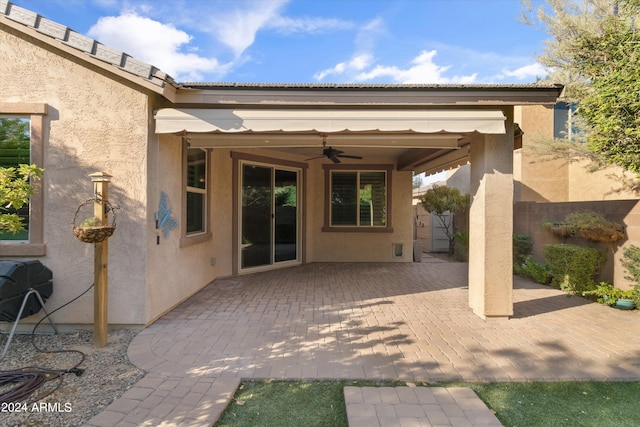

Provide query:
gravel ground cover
left=0, top=328, right=144, bottom=427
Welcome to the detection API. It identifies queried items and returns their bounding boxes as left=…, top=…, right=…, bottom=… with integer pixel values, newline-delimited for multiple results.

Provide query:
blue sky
left=12, top=0, right=550, bottom=84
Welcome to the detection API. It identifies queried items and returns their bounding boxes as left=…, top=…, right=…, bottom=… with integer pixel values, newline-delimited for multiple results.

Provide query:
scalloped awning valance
left=154, top=108, right=506, bottom=134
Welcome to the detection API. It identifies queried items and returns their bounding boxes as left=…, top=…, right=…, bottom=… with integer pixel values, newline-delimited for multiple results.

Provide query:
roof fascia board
left=174, top=87, right=563, bottom=107
left=0, top=15, right=176, bottom=102
left=411, top=145, right=473, bottom=175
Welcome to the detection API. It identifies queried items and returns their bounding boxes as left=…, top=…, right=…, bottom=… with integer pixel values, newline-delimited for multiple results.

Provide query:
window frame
left=0, top=103, right=47, bottom=256
left=322, top=163, right=394, bottom=233
left=180, top=140, right=211, bottom=247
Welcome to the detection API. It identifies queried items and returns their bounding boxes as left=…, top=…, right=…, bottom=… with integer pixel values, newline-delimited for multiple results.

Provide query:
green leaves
left=0, top=164, right=43, bottom=233
left=533, top=0, right=640, bottom=174
left=418, top=185, right=470, bottom=254
left=418, top=185, right=469, bottom=216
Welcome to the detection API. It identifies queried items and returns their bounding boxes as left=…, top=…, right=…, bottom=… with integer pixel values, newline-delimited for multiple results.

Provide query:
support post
left=90, top=172, right=112, bottom=347
left=468, top=108, right=514, bottom=319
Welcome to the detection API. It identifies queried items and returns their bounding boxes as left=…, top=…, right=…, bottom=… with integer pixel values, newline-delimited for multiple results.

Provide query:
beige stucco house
left=0, top=2, right=563, bottom=326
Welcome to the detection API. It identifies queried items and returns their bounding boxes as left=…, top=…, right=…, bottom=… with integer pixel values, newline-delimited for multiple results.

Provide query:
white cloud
left=268, top=16, right=354, bottom=34
left=314, top=54, right=374, bottom=80
left=87, top=11, right=229, bottom=81
left=317, top=49, right=478, bottom=84
left=314, top=18, right=385, bottom=82
left=355, top=17, right=385, bottom=52
left=499, top=63, right=548, bottom=81
left=209, top=0, right=288, bottom=57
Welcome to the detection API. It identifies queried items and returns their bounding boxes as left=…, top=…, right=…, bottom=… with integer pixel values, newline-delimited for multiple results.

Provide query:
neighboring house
left=514, top=104, right=640, bottom=289
left=0, top=2, right=562, bottom=324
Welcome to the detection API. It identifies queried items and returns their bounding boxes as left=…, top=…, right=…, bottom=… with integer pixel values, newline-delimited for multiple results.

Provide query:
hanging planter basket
left=72, top=199, right=117, bottom=243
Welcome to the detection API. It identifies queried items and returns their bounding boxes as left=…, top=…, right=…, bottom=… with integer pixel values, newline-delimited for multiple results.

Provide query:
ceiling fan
left=305, top=136, right=363, bottom=163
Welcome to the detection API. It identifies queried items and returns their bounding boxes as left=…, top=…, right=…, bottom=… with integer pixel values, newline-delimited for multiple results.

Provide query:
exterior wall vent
left=392, top=243, right=404, bottom=258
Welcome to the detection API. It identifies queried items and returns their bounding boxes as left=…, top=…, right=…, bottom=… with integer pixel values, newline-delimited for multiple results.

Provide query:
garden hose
left=0, top=283, right=94, bottom=404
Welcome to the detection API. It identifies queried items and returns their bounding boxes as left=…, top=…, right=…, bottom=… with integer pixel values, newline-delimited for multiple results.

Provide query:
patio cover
left=154, top=108, right=506, bottom=135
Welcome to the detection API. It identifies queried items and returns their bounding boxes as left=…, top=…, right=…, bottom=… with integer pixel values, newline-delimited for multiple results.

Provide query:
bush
left=514, top=255, right=552, bottom=284
left=583, top=282, right=638, bottom=305
left=622, top=245, right=640, bottom=284
left=543, top=244, right=605, bottom=295
left=513, top=234, right=533, bottom=264
left=542, top=211, right=624, bottom=243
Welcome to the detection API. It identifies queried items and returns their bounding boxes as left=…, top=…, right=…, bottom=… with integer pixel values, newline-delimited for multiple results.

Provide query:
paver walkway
left=84, top=258, right=640, bottom=426
left=344, top=386, right=502, bottom=427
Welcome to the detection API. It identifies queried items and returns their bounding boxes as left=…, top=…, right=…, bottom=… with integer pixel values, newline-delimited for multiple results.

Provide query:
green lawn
left=216, top=380, right=640, bottom=427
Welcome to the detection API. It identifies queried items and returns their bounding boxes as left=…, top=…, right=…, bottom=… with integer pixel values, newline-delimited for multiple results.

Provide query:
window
left=323, top=164, right=393, bottom=232
left=186, top=148, right=207, bottom=235
left=180, top=142, right=211, bottom=247
left=0, top=103, right=47, bottom=256
left=0, top=116, right=31, bottom=240
left=554, top=102, right=578, bottom=140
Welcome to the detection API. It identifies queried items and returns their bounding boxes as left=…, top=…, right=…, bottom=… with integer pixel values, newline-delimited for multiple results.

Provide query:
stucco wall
left=516, top=105, right=570, bottom=203
left=568, top=161, right=638, bottom=201
left=143, top=137, right=230, bottom=324
left=1, top=27, right=148, bottom=324
left=308, top=159, right=414, bottom=262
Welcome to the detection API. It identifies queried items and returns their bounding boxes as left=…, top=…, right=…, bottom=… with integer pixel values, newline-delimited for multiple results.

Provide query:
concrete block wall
left=514, top=199, right=640, bottom=289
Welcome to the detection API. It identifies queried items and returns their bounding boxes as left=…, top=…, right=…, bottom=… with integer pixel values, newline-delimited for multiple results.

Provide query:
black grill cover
left=0, top=260, right=53, bottom=322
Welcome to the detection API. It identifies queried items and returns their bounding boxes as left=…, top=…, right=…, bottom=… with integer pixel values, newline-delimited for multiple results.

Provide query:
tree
left=523, top=0, right=640, bottom=174
left=0, top=164, right=43, bottom=233
left=0, top=118, right=42, bottom=234
left=418, top=185, right=470, bottom=254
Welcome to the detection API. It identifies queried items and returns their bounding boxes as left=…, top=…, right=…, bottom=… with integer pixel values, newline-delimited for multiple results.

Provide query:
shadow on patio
left=128, top=258, right=640, bottom=384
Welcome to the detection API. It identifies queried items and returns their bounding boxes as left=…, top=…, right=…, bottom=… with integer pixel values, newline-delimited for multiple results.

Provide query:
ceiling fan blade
left=306, top=143, right=359, bottom=163
left=324, top=147, right=344, bottom=156
left=337, top=154, right=363, bottom=159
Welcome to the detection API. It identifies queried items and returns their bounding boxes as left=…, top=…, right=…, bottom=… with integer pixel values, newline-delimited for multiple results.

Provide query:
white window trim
left=179, top=140, right=211, bottom=247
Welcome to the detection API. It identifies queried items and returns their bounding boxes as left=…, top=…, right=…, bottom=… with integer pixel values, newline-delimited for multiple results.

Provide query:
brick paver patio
left=84, top=258, right=640, bottom=426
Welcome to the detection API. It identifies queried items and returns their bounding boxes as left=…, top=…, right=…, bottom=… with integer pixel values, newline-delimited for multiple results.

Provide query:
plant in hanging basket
left=72, top=200, right=117, bottom=243
left=80, top=216, right=100, bottom=227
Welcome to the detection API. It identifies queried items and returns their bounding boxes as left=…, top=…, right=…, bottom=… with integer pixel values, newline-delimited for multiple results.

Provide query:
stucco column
left=468, top=108, right=514, bottom=319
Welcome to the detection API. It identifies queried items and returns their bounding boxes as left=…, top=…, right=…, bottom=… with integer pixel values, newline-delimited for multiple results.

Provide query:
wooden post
left=90, top=172, right=112, bottom=347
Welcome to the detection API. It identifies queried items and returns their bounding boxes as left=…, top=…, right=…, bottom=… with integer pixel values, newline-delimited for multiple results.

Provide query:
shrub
left=543, top=244, right=605, bottom=295
left=566, top=211, right=624, bottom=242
left=513, top=234, right=533, bottom=264
left=622, top=245, right=640, bottom=284
left=543, top=211, right=624, bottom=243
left=583, top=282, right=637, bottom=305
left=514, top=255, right=552, bottom=284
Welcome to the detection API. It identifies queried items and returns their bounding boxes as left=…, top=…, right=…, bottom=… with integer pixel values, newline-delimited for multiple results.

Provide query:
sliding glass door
left=241, top=162, right=300, bottom=270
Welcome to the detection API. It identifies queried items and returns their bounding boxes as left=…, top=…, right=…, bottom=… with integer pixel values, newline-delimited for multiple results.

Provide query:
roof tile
left=65, top=30, right=95, bottom=53
left=94, top=43, right=124, bottom=67
left=121, top=55, right=153, bottom=79
left=5, top=3, right=37, bottom=27
left=35, top=17, right=67, bottom=39
left=1, top=1, right=170, bottom=89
